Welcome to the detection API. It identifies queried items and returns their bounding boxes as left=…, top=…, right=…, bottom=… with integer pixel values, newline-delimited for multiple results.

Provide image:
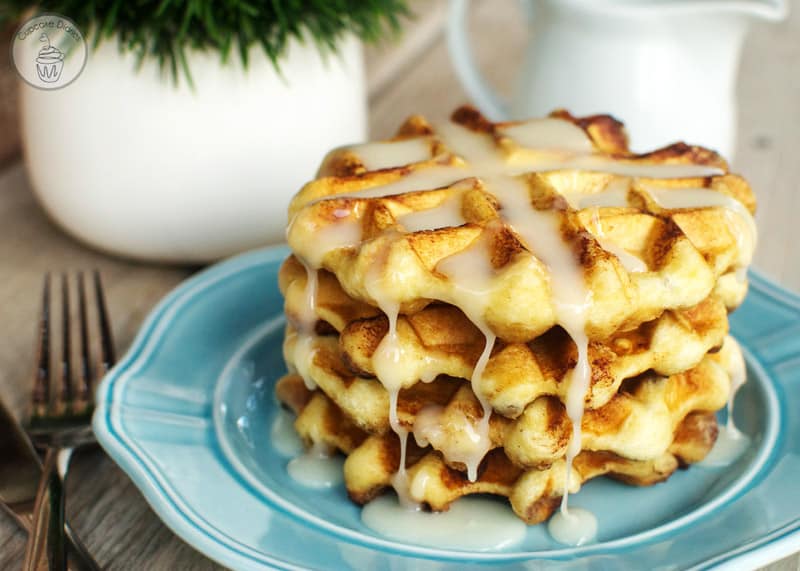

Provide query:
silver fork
left=23, top=272, right=115, bottom=571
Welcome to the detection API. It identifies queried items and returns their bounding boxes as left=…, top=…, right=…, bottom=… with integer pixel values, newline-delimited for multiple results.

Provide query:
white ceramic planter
left=21, top=35, right=366, bottom=263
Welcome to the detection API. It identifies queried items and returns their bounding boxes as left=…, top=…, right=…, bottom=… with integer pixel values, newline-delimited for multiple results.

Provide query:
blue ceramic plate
left=93, top=245, right=800, bottom=570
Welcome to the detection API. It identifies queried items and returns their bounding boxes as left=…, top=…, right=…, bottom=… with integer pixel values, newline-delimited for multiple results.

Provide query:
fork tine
left=60, top=273, right=73, bottom=407
left=77, top=272, right=91, bottom=403
left=32, top=274, right=51, bottom=416
left=93, top=270, right=116, bottom=378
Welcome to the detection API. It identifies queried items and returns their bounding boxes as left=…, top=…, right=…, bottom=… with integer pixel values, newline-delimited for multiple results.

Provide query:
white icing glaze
left=374, top=331, right=417, bottom=504
left=590, top=207, right=647, bottom=273
left=596, top=236, right=647, bottom=273
left=547, top=507, right=598, bottom=546
left=313, top=218, right=362, bottom=267
left=468, top=329, right=497, bottom=479
left=363, top=250, right=422, bottom=504
left=349, top=137, right=433, bottom=171
left=398, top=191, right=466, bottom=232
left=437, top=122, right=500, bottom=164
left=287, top=113, right=754, bottom=541
left=485, top=174, right=593, bottom=516
left=499, top=118, right=594, bottom=154
left=700, top=425, right=750, bottom=467
left=287, top=205, right=362, bottom=269
left=433, top=237, right=498, bottom=480
left=298, top=259, right=317, bottom=327
left=271, top=409, right=304, bottom=456
left=361, top=495, right=526, bottom=550
left=701, top=336, right=750, bottom=467
left=412, top=401, right=492, bottom=483
left=411, top=405, right=486, bottom=480
left=724, top=336, right=747, bottom=429
left=311, top=158, right=720, bottom=211
left=287, top=442, right=344, bottom=488
left=333, top=166, right=465, bottom=201
left=435, top=234, right=496, bottom=323
left=408, top=467, right=431, bottom=500
left=411, top=405, right=446, bottom=449
left=572, top=158, right=722, bottom=179
left=576, top=182, right=631, bottom=209
left=371, top=302, right=406, bottom=394
left=292, top=334, right=317, bottom=391
left=292, top=261, right=319, bottom=390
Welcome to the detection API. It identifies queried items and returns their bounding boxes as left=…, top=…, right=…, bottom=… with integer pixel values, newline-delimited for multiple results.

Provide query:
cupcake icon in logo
left=11, top=13, right=87, bottom=90
left=36, top=33, right=64, bottom=83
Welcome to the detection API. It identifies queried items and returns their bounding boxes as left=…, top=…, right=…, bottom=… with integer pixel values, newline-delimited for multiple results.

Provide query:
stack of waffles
left=275, top=106, right=756, bottom=525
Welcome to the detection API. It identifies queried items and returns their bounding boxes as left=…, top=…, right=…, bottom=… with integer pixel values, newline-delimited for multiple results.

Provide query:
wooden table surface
left=1, top=1, right=798, bottom=569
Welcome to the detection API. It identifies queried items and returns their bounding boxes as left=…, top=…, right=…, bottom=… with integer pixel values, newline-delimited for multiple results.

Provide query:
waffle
left=275, top=106, right=757, bottom=531
left=281, top=255, right=729, bottom=415
left=275, top=357, right=725, bottom=524
left=286, top=106, right=756, bottom=341
left=281, top=334, right=734, bottom=469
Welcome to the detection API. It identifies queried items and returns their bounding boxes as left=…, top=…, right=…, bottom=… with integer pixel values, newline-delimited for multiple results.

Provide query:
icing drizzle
left=286, top=114, right=756, bottom=542
left=700, top=336, right=751, bottom=467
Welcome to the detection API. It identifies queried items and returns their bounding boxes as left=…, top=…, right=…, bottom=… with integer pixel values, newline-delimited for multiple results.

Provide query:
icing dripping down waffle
left=276, top=105, right=756, bottom=541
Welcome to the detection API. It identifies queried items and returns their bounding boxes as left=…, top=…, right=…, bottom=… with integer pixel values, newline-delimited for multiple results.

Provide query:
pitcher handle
left=447, top=0, right=512, bottom=120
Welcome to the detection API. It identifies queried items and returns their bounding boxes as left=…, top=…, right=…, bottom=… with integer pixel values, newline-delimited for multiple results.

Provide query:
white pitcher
left=448, top=0, right=786, bottom=159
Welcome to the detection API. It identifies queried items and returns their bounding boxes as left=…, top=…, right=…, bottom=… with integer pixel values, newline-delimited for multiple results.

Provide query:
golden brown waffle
left=276, top=106, right=756, bottom=529
left=275, top=368, right=722, bottom=524
left=281, top=254, right=730, bottom=416
left=344, top=429, right=715, bottom=525
left=286, top=106, right=755, bottom=342
left=279, top=257, right=380, bottom=333
left=281, top=335, right=732, bottom=468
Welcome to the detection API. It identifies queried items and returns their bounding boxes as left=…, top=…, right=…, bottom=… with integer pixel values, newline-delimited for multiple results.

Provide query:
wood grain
left=1, top=0, right=798, bottom=569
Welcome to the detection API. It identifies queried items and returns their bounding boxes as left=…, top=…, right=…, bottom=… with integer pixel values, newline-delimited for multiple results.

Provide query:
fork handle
left=64, top=521, right=100, bottom=571
left=23, top=447, right=69, bottom=571
left=2, top=510, right=99, bottom=571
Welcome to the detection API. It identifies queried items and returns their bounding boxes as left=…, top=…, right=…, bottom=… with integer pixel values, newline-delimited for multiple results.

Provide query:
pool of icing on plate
left=287, top=442, right=344, bottom=489
left=547, top=507, right=598, bottom=547
left=361, top=495, right=526, bottom=551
